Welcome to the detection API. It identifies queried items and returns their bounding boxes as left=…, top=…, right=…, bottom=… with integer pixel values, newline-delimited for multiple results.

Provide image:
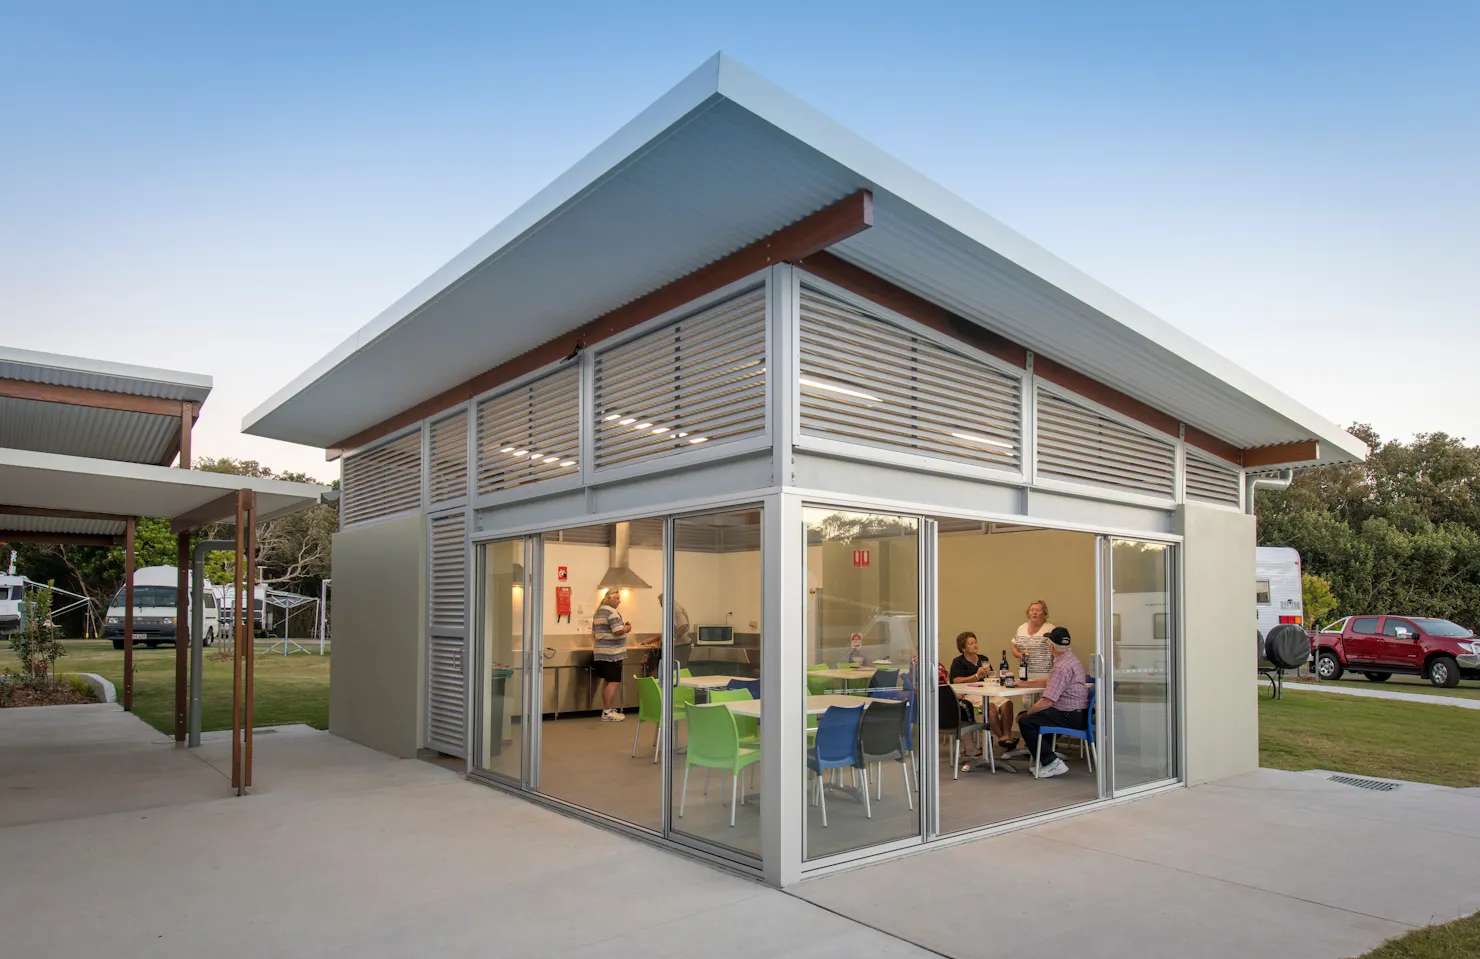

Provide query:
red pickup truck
left=1312, top=615, right=1480, bottom=687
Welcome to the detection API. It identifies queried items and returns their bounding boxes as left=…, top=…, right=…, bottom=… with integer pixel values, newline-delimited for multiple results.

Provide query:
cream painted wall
left=675, top=550, right=763, bottom=631
left=540, top=540, right=664, bottom=638
left=329, top=513, right=425, bottom=759
left=937, top=528, right=1099, bottom=673
left=1179, top=503, right=1259, bottom=785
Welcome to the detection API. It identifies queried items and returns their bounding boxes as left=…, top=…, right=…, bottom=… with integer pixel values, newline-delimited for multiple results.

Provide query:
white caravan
left=0, top=572, right=24, bottom=636
left=1255, top=546, right=1305, bottom=639
left=105, top=565, right=220, bottom=649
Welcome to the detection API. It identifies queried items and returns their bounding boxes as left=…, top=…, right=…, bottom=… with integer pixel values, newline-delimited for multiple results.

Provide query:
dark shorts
left=592, top=659, right=624, bottom=684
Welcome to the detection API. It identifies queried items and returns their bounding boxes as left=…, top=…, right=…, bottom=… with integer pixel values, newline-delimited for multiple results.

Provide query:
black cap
left=1047, top=626, right=1072, bottom=646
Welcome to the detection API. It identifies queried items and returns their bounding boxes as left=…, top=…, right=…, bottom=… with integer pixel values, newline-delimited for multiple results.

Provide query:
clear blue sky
left=3, top=1, right=1476, bottom=480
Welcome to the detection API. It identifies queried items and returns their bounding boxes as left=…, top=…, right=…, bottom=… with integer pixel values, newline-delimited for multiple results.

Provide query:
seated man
left=1014, top=626, right=1089, bottom=779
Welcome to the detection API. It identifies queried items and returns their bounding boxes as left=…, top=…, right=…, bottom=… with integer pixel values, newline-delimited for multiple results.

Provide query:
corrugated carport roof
left=242, top=53, right=1365, bottom=466
left=0, top=347, right=212, bottom=465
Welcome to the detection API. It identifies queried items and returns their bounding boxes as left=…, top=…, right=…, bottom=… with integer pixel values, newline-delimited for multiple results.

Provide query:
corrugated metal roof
left=0, top=346, right=211, bottom=403
left=0, top=513, right=126, bottom=536
left=242, top=53, right=1364, bottom=465
left=0, top=397, right=177, bottom=464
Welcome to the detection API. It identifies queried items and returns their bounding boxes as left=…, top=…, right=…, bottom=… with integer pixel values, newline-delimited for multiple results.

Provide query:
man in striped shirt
left=592, top=590, right=632, bottom=722
left=1016, top=626, right=1090, bottom=778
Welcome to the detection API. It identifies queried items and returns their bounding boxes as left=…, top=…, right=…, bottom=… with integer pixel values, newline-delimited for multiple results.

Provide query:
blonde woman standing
left=1011, top=601, right=1055, bottom=677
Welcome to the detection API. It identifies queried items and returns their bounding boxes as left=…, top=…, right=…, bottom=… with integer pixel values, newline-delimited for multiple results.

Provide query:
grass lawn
left=1356, top=911, right=1480, bottom=958
left=1259, top=689, right=1480, bottom=787
left=1, top=640, right=329, bottom=735
left=1296, top=674, right=1480, bottom=702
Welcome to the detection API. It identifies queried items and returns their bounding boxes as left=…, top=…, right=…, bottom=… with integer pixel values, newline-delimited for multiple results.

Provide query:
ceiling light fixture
left=619, top=418, right=636, bottom=425
left=951, top=431, right=1014, bottom=449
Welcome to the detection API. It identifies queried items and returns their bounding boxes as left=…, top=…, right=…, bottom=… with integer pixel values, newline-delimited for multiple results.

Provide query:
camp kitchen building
left=244, top=55, right=1364, bottom=886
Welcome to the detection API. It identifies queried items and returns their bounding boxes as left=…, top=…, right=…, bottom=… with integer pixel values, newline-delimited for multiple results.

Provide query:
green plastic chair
left=680, top=703, right=761, bottom=827
left=631, top=676, right=674, bottom=763
left=708, top=688, right=759, bottom=745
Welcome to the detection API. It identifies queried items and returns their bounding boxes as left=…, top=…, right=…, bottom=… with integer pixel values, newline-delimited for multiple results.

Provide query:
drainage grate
left=1328, top=774, right=1399, bottom=792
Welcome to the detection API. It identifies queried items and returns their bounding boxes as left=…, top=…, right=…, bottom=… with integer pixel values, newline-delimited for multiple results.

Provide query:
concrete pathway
left=4, top=705, right=1479, bottom=959
left=1282, top=681, right=1480, bottom=709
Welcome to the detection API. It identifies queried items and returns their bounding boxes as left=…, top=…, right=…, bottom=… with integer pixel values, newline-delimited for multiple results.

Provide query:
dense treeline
left=1256, top=425, right=1480, bottom=629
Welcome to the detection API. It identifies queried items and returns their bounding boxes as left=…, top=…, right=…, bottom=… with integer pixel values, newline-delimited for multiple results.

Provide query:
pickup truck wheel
left=1317, top=651, right=1343, bottom=681
left=1429, top=656, right=1460, bottom=688
left=204, top=629, right=214, bottom=648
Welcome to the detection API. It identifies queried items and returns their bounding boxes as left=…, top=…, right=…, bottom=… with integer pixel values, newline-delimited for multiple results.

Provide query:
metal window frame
left=1184, top=445, right=1244, bottom=510
left=1032, top=380, right=1179, bottom=509
left=471, top=363, right=584, bottom=510
left=585, top=272, right=774, bottom=487
left=426, top=404, right=472, bottom=511
left=339, top=421, right=426, bottom=530
left=791, top=271, right=1029, bottom=488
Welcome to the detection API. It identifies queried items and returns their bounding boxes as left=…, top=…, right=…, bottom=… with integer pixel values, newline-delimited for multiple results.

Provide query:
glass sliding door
left=536, top=520, right=665, bottom=830
left=668, top=507, right=764, bottom=860
left=474, top=538, right=529, bottom=783
left=1107, top=539, right=1176, bottom=791
left=802, top=507, right=922, bottom=862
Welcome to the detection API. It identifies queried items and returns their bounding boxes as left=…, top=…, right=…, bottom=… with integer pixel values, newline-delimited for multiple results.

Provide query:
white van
left=0, top=573, right=24, bottom=636
left=1255, top=546, right=1304, bottom=640
left=104, top=566, right=220, bottom=650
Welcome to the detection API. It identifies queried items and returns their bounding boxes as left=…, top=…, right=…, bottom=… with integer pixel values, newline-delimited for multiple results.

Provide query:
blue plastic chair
left=806, top=704, right=868, bottom=826
left=724, top=678, right=761, bottom=699
left=1034, top=680, right=1098, bottom=776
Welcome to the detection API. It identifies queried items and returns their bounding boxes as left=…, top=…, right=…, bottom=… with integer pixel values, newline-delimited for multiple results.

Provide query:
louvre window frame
left=585, top=276, right=773, bottom=485
left=426, top=405, right=471, bottom=509
left=472, top=363, right=583, bottom=509
left=426, top=508, right=469, bottom=758
left=339, top=424, right=425, bottom=529
left=1184, top=446, right=1244, bottom=509
left=791, top=274, right=1028, bottom=485
left=1032, top=381, right=1179, bottom=506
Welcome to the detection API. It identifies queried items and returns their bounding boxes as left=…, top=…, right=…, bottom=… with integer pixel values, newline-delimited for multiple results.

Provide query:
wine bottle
left=999, top=650, right=1009, bottom=681
left=1018, top=652, right=1029, bottom=682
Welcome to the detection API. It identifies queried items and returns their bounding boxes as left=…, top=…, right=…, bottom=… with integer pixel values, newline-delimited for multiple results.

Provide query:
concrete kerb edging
left=77, top=672, right=116, bottom=703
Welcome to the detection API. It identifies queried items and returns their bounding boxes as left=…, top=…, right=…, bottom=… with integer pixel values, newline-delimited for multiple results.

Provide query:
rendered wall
left=330, top=512, right=426, bottom=759
left=1178, top=502, right=1258, bottom=785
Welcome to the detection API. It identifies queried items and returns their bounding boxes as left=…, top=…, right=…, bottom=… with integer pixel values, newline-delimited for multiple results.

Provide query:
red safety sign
left=557, top=566, right=568, bottom=582
left=555, top=586, right=572, bottom=618
left=852, top=549, right=871, bottom=568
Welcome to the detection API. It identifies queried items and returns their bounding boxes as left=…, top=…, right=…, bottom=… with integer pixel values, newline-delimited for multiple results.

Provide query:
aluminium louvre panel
left=593, top=288, right=767, bottom=471
left=1185, top=448, right=1242, bottom=507
left=428, top=512, right=468, bottom=631
left=475, top=367, right=581, bottom=495
left=340, top=430, right=423, bottom=527
left=426, top=633, right=467, bottom=757
left=1035, top=388, right=1176, bottom=498
left=427, top=410, right=470, bottom=507
left=798, top=289, right=1022, bottom=470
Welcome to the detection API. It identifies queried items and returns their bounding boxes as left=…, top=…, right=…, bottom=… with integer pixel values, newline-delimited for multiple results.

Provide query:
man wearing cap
left=1015, top=625, right=1089, bottom=779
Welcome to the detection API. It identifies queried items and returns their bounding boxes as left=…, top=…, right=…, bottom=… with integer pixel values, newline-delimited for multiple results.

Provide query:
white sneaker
left=1035, top=758, right=1068, bottom=779
left=602, top=709, right=626, bottom=722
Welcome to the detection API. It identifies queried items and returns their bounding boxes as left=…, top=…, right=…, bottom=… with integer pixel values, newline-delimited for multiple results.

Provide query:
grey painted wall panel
left=1178, top=502, right=1258, bottom=785
left=329, top=512, right=426, bottom=758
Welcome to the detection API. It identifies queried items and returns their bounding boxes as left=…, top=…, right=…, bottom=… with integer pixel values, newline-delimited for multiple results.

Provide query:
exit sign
left=852, top=549, right=871, bottom=568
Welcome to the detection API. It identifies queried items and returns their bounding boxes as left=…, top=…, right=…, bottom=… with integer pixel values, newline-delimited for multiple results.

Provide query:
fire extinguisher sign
left=852, top=549, right=871, bottom=568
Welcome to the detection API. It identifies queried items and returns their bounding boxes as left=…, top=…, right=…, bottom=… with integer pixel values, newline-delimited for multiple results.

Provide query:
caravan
left=0, top=572, right=24, bottom=636
left=104, top=566, right=220, bottom=649
left=1255, top=546, right=1304, bottom=638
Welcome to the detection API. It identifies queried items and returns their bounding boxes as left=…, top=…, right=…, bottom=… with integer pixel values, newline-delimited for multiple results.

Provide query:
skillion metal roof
left=0, top=347, right=211, bottom=464
left=242, top=54, right=1366, bottom=465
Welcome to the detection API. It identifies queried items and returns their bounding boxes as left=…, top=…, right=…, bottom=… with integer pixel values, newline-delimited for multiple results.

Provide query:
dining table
left=949, top=681, right=1044, bottom=774
left=722, top=693, right=869, bottom=720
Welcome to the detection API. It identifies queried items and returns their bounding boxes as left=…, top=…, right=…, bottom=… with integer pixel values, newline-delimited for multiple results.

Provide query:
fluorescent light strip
left=951, top=431, right=1014, bottom=450
left=799, top=377, right=882, bottom=403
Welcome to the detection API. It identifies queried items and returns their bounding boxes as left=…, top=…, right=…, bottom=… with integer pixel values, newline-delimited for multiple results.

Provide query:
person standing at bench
left=593, top=590, right=632, bottom=722
left=1016, top=626, right=1088, bottom=779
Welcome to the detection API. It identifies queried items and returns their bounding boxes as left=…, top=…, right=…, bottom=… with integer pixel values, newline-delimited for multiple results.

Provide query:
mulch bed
left=1, top=684, right=94, bottom=707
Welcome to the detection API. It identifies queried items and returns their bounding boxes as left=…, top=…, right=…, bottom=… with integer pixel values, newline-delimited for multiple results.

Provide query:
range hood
left=597, top=522, right=651, bottom=590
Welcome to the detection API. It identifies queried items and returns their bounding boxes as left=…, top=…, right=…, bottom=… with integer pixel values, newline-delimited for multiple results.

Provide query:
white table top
left=723, top=694, right=870, bottom=719
left=950, top=682, right=1043, bottom=700
left=678, top=675, right=746, bottom=689
left=810, top=667, right=877, bottom=681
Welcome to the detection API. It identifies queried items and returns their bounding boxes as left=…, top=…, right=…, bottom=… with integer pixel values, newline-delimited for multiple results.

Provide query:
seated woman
left=947, top=631, right=1017, bottom=756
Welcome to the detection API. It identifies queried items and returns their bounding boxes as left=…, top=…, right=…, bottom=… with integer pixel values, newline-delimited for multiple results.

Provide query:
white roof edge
left=0, top=446, right=330, bottom=505
left=241, top=54, right=729, bottom=437
left=709, top=56, right=1367, bottom=463
left=0, top=345, right=213, bottom=400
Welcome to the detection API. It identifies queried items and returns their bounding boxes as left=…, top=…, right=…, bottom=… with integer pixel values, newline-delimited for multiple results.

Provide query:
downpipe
left=1245, top=469, right=1293, bottom=515
left=190, top=539, right=234, bottom=747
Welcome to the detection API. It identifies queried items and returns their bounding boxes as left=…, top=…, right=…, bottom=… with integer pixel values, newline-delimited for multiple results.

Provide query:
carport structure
left=0, top=348, right=327, bottom=793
